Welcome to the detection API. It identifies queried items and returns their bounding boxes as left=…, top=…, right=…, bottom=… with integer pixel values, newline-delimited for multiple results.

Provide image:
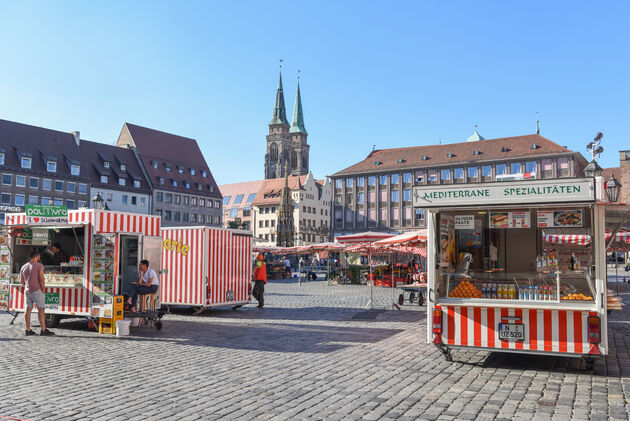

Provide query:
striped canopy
left=335, top=231, right=395, bottom=244
left=372, top=230, right=428, bottom=247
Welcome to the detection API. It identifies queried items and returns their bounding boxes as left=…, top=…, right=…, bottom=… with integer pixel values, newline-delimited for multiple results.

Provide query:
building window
left=183, top=196, right=190, bottom=205
left=156, top=192, right=163, bottom=202
left=172, top=180, right=178, bottom=187
left=428, top=170, right=438, bottom=184
left=131, top=195, right=137, bottom=205
left=104, top=161, right=110, bottom=168
left=155, top=209, right=162, bottom=217
left=133, top=180, right=141, bottom=188
left=391, top=190, right=400, bottom=203
left=335, top=179, right=343, bottom=189
left=525, top=161, right=537, bottom=174
left=202, top=170, right=207, bottom=178
left=229, top=208, right=238, bottom=218
left=191, top=197, right=197, bottom=206
left=558, top=157, right=570, bottom=177
left=368, top=176, right=376, bottom=186
left=16, top=175, right=26, bottom=187
left=183, top=213, right=189, bottom=222
left=259, top=220, right=263, bottom=228
left=265, top=220, right=269, bottom=227
left=415, top=171, right=426, bottom=184
left=403, top=189, right=412, bottom=202
left=78, top=183, right=87, bottom=194
left=71, top=164, right=80, bottom=176
left=21, top=157, right=32, bottom=169
left=0, top=153, right=4, bottom=165
left=1, top=193, right=10, bottom=205
left=510, top=162, right=521, bottom=174
left=165, top=164, right=172, bottom=171
left=467, top=167, right=478, bottom=180
left=403, top=173, right=412, bottom=184
left=47, top=161, right=57, bottom=172
left=119, top=178, right=126, bottom=186
left=223, top=196, right=231, bottom=206
left=454, top=168, right=464, bottom=182
left=379, top=175, right=387, bottom=185
left=165, top=193, right=172, bottom=203
left=215, top=200, right=220, bottom=208
left=159, top=177, right=165, bottom=185
left=78, top=200, right=86, bottom=208
left=42, top=179, right=52, bottom=190
left=55, top=181, right=64, bottom=191
left=177, top=166, right=184, bottom=174
left=191, top=213, right=197, bottom=222
left=481, top=165, right=492, bottom=181
left=14, top=194, right=24, bottom=207
left=440, top=169, right=451, bottom=182
left=496, top=164, right=507, bottom=175
left=29, top=177, right=39, bottom=189
left=66, top=199, right=75, bottom=210
left=140, top=197, right=146, bottom=206
left=346, top=178, right=353, bottom=188
left=357, top=177, right=365, bottom=187
left=184, top=182, right=190, bottom=189
left=164, top=211, right=172, bottom=220
left=190, top=168, right=196, bottom=176
left=174, top=211, right=181, bottom=221
left=542, top=159, right=554, bottom=178
left=152, top=161, right=158, bottom=169
left=234, top=194, right=244, bottom=205
left=100, top=175, right=108, bottom=183
left=208, top=200, right=214, bottom=208
left=67, top=182, right=76, bottom=193
left=174, top=195, right=181, bottom=205
left=391, top=174, right=399, bottom=184
left=415, top=208, right=425, bottom=225
left=2, top=174, right=11, bottom=185
left=122, top=195, right=128, bottom=204
left=53, top=198, right=63, bottom=206
left=28, top=195, right=38, bottom=205
left=106, top=193, right=113, bottom=201
left=120, top=164, right=127, bottom=171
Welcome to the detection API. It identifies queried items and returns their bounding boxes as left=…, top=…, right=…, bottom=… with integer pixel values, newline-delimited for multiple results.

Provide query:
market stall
left=1, top=207, right=162, bottom=332
left=419, top=177, right=624, bottom=363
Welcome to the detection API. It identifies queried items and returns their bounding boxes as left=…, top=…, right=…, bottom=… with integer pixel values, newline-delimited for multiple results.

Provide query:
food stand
left=2, top=207, right=161, bottom=331
left=419, top=177, right=620, bottom=364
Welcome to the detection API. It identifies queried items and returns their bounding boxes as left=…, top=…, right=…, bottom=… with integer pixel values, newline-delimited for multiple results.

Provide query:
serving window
left=436, top=206, right=595, bottom=302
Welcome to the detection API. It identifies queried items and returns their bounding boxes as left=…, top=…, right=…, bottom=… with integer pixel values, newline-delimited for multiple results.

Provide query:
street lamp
left=92, top=193, right=106, bottom=210
left=605, top=174, right=622, bottom=203
left=583, top=160, right=603, bottom=178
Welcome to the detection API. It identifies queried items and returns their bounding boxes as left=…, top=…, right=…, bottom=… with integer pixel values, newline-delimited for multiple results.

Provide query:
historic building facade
left=330, top=130, right=588, bottom=237
left=264, top=71, right=309, bottom=179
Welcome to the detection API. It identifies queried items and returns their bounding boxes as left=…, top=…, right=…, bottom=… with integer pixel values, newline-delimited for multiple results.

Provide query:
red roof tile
left=252, top=175, right=310, bottom=206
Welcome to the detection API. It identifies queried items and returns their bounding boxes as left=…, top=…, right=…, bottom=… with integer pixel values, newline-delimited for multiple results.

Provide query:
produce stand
left=419, top=177, right=628, bottom=364
left=3, top=208, right=163, bottom=333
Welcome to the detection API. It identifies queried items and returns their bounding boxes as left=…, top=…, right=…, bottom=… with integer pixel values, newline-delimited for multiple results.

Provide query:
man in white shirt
left=283, top=256, right=291, bottom=277
left=126, top=259, right=159, bottom=312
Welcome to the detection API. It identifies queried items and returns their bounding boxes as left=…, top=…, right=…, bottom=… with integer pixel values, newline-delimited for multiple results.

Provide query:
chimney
left=71, top=131, right=80, bottom=146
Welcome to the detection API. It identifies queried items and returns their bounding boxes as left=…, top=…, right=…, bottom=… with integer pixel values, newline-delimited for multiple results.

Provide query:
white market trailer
left=160, top=226, right=252, bottom=310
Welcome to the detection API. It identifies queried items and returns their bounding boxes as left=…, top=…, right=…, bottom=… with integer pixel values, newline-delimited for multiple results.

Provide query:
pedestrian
left=20, top=250, right=55, bottom=336
left=252, top=253, right=267, bottom=308
left=283, top=255, right=291, bottom=278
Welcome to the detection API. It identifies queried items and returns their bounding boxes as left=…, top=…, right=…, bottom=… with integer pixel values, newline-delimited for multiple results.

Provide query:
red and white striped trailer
left=418, top=177, right=625, bottom=365
left=3, top=209, right=161, bottom=326
left=160, top=226, right=252, bottom=310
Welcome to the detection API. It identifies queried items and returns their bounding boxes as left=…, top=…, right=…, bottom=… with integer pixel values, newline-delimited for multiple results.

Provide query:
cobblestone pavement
left=1, top=279, right=629, bottom=420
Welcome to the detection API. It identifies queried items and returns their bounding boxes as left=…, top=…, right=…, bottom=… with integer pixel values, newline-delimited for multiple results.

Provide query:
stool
left=140, top=293, right=156, bottom=312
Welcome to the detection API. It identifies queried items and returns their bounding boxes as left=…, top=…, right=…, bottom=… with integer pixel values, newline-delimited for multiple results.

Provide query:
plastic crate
left=99, top=318, right=116, bottom=335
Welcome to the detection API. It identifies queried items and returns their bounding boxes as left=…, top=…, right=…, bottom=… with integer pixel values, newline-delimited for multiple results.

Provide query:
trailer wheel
left=45, top=314, right=61, bottom=328
left=409, top=291, right=415, bottom=303
left=155, top=321, right=163, bottom=330
left=398, top=293, right=404, bottom=305
left=418, top=293, right=424, bottom=306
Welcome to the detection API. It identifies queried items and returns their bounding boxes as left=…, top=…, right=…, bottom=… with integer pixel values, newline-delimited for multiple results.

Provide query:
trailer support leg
left=192, top=307, right=206, bottom=316
left=8, top=311, right=19, bottom=325
left=434, top=343, right=452, bottom=362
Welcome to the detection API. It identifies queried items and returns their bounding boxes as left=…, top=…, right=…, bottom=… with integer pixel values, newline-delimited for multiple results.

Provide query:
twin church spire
left=269, top=69, right=307, bottom=135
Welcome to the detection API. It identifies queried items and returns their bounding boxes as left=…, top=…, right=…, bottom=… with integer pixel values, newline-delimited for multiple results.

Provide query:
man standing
left=20, top=250, right=54, bottom=336
left=126, top=259, right=159, bottom=312
left=252, top=254, right=267, bottom=308
left=283, top=256, right=291, bottom=278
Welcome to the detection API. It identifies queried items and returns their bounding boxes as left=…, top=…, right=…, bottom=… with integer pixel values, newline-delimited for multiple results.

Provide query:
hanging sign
left=25, top=205, right=68, bottom=224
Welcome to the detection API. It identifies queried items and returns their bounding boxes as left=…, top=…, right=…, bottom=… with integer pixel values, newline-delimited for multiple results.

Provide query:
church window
left=291, top=151, right=298, bottom=169
left=270, top=143, right=278, bottom=162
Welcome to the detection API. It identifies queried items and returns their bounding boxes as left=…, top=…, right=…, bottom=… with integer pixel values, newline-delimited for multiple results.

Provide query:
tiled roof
left=252, top=175, right=310, bottom=206
left=219, top=180, right=264, bottom=208
left=0, top=118, right=88, bottom=182
left=333, top=134, right=579, bottom=176
left=119, top=123, right=221, bottom=198
left=603, top=167, right=621, bottom=180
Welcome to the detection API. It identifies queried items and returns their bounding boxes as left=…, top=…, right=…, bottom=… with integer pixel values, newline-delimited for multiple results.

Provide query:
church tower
left=290, top=76, right=309, bottom=175
left=264, top=69, right=309, bottom=179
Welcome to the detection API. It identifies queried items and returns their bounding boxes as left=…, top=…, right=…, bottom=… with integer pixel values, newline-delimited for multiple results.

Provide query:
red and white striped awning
left=335, top=231, right=395, bottom=244
left=372, top=230, right=428, bottom=247
left=344, top=243, right=427, bottom=257
left=543, top=234, right=591, bottom=245
left=606, top=231, right=630, bottom=244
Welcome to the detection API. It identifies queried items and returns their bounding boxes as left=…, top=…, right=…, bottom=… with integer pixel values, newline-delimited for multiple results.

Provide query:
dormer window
left=133, top=180, right=140, bottom=188
left=46, top=160, right=57, bottom=172
left=177, top=166, right=184, bottom=174
left=190, top=168, right=196, bottom=176
left=197, top=183, right=203, bottom=191
left=152, top=161, right=158, bottom=169
left=158, top=177, right=165, bottom=185
left=446, top=152, right=455, bottom=158
left=120, top=164, right=127, bottom=171
left=374, top=161, right=382, bottom=165
left=165, top=164, right=172, bottom=171
left=172, top=179, right=178, bottom=187
left=71, top=164, right=80, bottom=176
left=473, top=150, right=481, bottom=156
left=119, top=178, right=126, bottom=186
left=501, top=147, right=510, bottom=153
left=201, top=170, right=207, bottom=178
left=104, top=161, right=110, bottom=168
left=21, top=157, right=32, bottom=169
left=397, top=158, right=405, bottom=163
left=100, top=175, right=108, bottom=183
left=185, top=182, right=190, bottom=189
left=421, top=155, right=429, bottom=161
left=530, top=143, right=539, bottom=149
left=0, top=153, right=4, bottom=165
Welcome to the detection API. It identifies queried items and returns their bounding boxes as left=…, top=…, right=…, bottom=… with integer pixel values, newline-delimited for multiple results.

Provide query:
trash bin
left=116, top=319, right=131, bottom=336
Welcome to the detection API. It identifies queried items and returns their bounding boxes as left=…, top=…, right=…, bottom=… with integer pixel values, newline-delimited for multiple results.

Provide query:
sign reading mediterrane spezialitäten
left=412, top=178, right=595, bottom=207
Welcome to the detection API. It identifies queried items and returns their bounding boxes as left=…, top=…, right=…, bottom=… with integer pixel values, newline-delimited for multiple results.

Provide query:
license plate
left=498, top=323, right=525, bottom=342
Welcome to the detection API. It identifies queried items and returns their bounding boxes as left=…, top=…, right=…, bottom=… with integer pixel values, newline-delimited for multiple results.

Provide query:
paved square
left=1, top=279, right=629, bottom=420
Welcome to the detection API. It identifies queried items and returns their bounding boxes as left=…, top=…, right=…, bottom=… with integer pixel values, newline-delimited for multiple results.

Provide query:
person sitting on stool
left=126, top=259, right=159, bottom=312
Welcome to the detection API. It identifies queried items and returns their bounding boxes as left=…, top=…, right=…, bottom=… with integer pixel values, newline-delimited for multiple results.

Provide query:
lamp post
left=92, top=193, right=106, bottom=210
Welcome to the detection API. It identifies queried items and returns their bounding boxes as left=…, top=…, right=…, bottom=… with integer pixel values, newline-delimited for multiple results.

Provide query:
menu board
left=0, top=229, right=10, bottom=310
left=489, top=211, right=531, bottom=229
left=537, top=210, right=583, bottom=228
left=92, top=234, right=115, bottom=294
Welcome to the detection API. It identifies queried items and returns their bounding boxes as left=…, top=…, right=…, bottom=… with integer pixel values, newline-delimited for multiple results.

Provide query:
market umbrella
left=335, top=231, right=395, bottom=245
left=372, top=229, right=428, bottom=247
left=302, top=242, right=346, bottom=283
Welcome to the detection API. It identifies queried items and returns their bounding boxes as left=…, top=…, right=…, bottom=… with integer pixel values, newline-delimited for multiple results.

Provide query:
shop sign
left=45, top=292, right=59, bottom=305
left=32, top=229, right=50, bottom=246
left=25, top=205, right=68, bottom=224
left=454, top=215, right=475, bottom=229
left=0, top=205, right=23, bottom=213
left=537, top=210, right=583, bottom=228
left=413, top=178, right=594, bottom=207
left=162, top=238, right=190, bottom=256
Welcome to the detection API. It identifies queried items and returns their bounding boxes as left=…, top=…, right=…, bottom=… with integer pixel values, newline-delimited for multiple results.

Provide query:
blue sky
left=1, top=1, right=628, bottom=184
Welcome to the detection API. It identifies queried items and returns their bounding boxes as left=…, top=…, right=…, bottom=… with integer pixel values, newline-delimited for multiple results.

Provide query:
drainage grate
left=351, top=310, right=385, bottom=320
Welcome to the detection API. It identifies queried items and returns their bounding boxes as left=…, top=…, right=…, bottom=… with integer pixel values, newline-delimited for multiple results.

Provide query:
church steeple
left=290, top=77, right=307, bottom=134
left=269, top=70, right=290, bottom=126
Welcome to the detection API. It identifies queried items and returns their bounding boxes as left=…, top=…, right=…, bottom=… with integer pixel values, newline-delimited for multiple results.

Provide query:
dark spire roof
left=290, top=80, right=307, bottom=134
left=269, top=71, right=289, bottom=126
